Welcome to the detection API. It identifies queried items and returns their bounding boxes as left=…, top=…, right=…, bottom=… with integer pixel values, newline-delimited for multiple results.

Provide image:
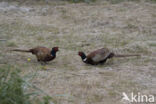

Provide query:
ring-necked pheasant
left=78, top=48, right=140, bottom=65
left=11, top=46, right=59, bottom=63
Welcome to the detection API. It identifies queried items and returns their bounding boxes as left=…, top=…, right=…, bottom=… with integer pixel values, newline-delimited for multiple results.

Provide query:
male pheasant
left=78, top=48, right=140, bottom=65
left=11, top=46, right=59, bottom=63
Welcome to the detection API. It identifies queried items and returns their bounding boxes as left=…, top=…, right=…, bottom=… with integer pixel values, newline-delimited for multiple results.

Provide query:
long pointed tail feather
left=11, top=49, right=31, bottom=53
left=114, top=54, right=140, bottom=57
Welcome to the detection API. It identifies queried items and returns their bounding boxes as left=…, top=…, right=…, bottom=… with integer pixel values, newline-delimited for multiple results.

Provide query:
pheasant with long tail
left=11, top=46, right=59, bottom=63
left=78, top=48, right=140, bottom=65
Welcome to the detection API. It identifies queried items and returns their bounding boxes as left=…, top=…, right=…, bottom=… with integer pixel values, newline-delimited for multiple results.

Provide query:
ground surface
left=0, top=1, right=156, bottom=104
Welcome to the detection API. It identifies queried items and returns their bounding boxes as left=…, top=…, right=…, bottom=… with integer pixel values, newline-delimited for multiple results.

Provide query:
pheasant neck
left=81, top=53, right=87, bottom=62
left=51, top=50, right=56, bottom=57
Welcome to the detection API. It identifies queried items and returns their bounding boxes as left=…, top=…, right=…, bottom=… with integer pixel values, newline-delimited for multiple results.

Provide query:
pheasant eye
left=55, top=47, right=59, bottom=51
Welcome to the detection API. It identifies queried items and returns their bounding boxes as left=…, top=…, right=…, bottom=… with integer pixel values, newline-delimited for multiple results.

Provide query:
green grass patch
left=7, top=41, right=17, bottom=47
left=148, top=43, right=156, bottom=47
left=0, top=65, right=53, bottom=104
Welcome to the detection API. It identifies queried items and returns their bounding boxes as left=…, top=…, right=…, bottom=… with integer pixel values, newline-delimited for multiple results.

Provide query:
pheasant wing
left=34, top=47, right=51, bottom=61
left=88, top=48, right=111, bottom=62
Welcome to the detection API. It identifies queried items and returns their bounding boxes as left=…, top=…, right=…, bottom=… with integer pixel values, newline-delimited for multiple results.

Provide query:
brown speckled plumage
left=11, top=46, right=59, bottom=63
left=78, top=48, right=140, bottom=65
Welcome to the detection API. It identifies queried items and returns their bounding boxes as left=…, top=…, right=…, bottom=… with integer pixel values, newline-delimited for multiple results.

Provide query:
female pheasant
left=78, top=48, right=140, bottom=65
left=11, top=46, right=59, bottom=63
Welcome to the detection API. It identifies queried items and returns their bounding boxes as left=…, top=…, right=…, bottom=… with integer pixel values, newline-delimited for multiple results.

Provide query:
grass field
left=0, top=0, right=156, bottom=104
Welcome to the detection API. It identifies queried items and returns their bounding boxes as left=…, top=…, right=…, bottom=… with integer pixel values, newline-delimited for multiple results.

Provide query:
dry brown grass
left=0, top=1, right=156, bottom=104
